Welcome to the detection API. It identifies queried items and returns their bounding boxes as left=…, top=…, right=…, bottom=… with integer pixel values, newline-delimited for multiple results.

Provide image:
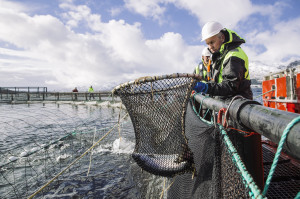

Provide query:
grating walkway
left=262, top=143, right=300, bottom=199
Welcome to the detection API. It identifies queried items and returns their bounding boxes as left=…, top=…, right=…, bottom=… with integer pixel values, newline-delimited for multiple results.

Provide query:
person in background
left=72, top=87, right=78, bottom=92
left=193, top=21, right=253, bottom=100
left=192, top=48, right=212, bottom=118
left=194, top=47, right=212, bottom=82
left=72, top=87, right=78, bottom=100
left=88, top=86, right=95, bottom=100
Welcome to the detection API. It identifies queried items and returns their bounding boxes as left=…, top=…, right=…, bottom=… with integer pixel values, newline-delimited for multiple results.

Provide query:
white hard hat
left=201, top=21, right=224, bottom=41
left=202, top=48, right=211, bottom=57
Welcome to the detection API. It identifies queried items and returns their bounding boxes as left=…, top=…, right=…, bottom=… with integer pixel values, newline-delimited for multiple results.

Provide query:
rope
left=160, top=178, right=175, bottom=199
left=254, top=89, right=275, bottom=99
left=151, top=82, right=154, bottom=102
left=295, top=191, right=300, bottom=199
left=227, top=127, right=258, bottom=137
left=28, top=113, right=129, bottom=199
left=160, top=178, right=166, bottom=199
left=191, top=93, right=213, bottom=125
left=118, top=103, right=123, bottom=141
left=262, top=116, right=300, bottom=196
left=217, top=108, right=227, bottom=127
left=218, top=124, right=265, bottom=199
left=223, top=95, right=244, bottom=127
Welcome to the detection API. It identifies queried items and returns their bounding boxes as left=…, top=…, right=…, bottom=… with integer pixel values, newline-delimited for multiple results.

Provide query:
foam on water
left=56, top=154, right=70, bottom=162
left=95, top=143, right=113, bottom=153
left=56, top=101, right=74, bottom=104
left=20, top=151, right=29, bottom=157
left=24, top=100, right=125, bottom=109
left=110, top=102, right=125, bottom=109
left=93, top=138, right=134, bottom=155
left=98, top=101, right=110, bottom=106
left=8, top=156, right=18, bottom=162
left=112, top=138, right=135, bottom=154
left=85, top=101, right=97, bottom=106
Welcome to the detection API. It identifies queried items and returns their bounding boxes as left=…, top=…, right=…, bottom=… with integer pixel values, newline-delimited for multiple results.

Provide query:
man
left=88, top=86, right=95, bottom=99
left=72, top=87, right=78, bottom=92
left=194, top=47, right=212, bottom=82
left=194, top=21, right=253, bottom=100
left=72, top=87, right=78, bottom=100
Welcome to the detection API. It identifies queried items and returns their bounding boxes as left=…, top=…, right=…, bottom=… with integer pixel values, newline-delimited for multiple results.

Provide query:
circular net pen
left=112, top=73, right=201, bottom=177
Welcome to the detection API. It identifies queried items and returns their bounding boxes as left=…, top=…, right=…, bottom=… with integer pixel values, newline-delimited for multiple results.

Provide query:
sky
left=0, top=0, right=300, bottom=91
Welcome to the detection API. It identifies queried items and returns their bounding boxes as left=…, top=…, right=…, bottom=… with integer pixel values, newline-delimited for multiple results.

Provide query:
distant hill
left=287, top=60, right=300, bottom=68
left=249, top=60, right=300, bottom=81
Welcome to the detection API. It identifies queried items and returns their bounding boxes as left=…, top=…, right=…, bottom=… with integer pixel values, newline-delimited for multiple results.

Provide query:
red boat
left=262, top=65, right=300, bottom=113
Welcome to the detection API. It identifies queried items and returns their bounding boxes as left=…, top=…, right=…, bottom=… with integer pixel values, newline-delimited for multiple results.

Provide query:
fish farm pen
left=0, top=87, right=115, bottom=103
left=1, top=72, right=300, bottom=199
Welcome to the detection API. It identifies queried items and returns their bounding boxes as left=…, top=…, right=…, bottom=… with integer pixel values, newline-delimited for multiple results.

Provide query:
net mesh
left=113, top=74, right=199, bottom=177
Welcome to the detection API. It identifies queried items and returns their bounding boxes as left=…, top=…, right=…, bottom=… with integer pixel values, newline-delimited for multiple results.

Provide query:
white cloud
left=0, top=1, right=201, bottom=90
left=0, top=0, right=28, bottom=12
left=123, top=0, right=300, bottom=64
left=245, top=17, right=300, bottom=63
left=124, top=0, right=167, bottom=24
left=0, top=0, right=299, bottom=91
left=110, top=7, right=123, bottom=17
left=123, top=0, right=256, bottom=28
left=173, top=0, right=255, bottom=28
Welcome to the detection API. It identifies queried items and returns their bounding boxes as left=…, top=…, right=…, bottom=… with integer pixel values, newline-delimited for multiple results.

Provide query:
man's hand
left=193, top=82, right=208, bottom=93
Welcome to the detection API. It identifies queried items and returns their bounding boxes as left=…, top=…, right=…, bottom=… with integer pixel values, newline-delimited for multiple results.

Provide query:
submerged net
left=113, top=74, right=200, bottom=177
left=0, top=102, right=135, bottom=198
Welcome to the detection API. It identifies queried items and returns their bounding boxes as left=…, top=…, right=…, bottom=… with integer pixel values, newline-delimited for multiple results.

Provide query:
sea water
left=0, top=101, right=167, bottom=199
left=0, top=87, right=263, bottom=198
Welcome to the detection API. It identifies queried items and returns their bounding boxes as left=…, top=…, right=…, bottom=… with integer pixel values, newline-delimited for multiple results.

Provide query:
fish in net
left=112, top=73, right=202, bottom=177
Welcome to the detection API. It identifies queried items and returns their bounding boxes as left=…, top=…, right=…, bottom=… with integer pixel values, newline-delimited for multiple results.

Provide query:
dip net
left=113, top=74, right=200, bottom=177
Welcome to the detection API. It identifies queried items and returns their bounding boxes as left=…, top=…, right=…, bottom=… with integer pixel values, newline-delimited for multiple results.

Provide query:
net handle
left=112, top=73, right=203, bottom=94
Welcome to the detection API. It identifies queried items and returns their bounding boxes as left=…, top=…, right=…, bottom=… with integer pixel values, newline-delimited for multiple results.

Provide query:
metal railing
left=0, top=91, right=115, bottom=102
left=0, top=87, right=47, bottom=93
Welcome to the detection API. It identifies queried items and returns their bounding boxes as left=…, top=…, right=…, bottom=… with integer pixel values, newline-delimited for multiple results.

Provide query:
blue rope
left=262, top=116, right=300, bottom=196
left=191, top=94, right=213, bottom=125
left=219, top=125, right=265, bottom=199
left=295, top=191, right=300, bottom=199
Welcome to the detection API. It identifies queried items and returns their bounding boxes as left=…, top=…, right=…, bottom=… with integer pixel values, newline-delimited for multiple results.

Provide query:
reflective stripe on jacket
left=218, top=46, right=250, bottom=82
left=194, top=63, right=208, bottom=82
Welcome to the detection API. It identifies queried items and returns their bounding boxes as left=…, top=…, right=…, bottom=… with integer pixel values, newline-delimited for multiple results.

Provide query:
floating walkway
left=0, top=87, right=117, bottom=103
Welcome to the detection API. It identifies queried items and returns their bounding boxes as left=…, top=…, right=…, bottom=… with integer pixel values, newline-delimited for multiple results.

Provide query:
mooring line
left=262, top=116, right=300, bottom=196
left=254, top=89, right=275, bottom=99
left=28, top=113, right=129, bottom=199
left=160, top=178, right=175, bottom=199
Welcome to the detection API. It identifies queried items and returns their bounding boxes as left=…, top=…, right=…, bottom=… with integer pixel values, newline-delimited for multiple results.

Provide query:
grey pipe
left=193, top=94, right=300, bottom=160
